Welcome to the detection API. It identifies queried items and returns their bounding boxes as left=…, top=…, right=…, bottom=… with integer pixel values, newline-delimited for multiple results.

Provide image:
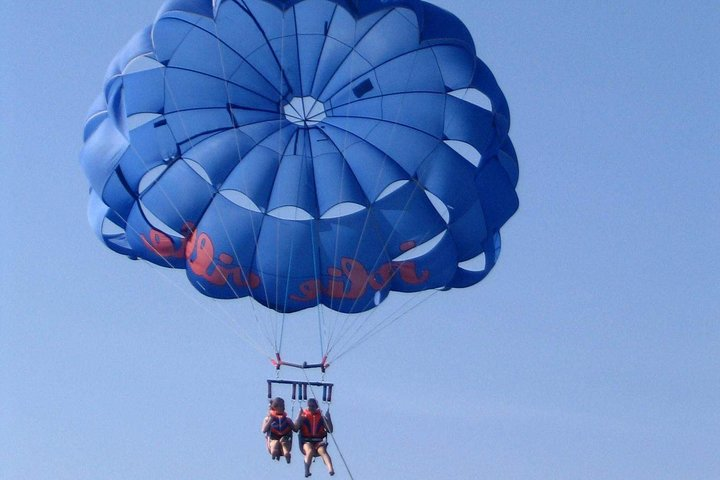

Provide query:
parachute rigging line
left=204, top=57, right=283, bottom=354
left=302, top=369, right=355, bottom=480
left=321, top=55, right=486, bottom=360
left=122, top=111, right=277, bottom=349
left=161, top=66, right=282, bottom=352
left=205, top=14, right=293, bottom=356
left=317, top=31, right=432, bottom=354
left=318, top=50, right=437, bottom=359
left=104, top=175, right=275, bottom=357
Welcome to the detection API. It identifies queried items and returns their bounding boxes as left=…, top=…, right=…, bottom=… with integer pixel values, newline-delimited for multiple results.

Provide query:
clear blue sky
left=1, top=1, right=718, bottom=479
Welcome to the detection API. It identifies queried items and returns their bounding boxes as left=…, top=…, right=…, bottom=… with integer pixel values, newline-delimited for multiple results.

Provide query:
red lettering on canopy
left=142, top=227, right=428, bottom=303
left=140, top=222, right=195, bottom=259
left=290, top=255, right=429, bottom=303
left=140, top=228, right=187, bottom=259
left=186, top=231, right=260, bottom=289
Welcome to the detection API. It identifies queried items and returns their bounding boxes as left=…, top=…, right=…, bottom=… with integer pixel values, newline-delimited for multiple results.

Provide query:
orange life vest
left=268, top=409, right=293, bottom=439
left=299, top=409, right=327, bottom=442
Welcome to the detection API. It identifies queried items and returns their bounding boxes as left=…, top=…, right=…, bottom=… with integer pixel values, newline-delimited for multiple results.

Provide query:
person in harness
left=295, top=398, right=335, bottom=477
left=261, top=397, right=295, bottom=463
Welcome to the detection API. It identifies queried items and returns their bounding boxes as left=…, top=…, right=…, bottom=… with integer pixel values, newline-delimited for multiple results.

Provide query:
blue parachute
left=81, top=0, right=519, bottom=315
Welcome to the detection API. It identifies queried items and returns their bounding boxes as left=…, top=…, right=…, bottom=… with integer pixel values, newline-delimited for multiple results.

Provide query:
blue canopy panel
left=81, top=0, right=519, bottom=314
left=124, top=202, right=188, bottom=268
left=186, top=193, right=265, bottom=298
left=87, top=189, right=135, bottom=257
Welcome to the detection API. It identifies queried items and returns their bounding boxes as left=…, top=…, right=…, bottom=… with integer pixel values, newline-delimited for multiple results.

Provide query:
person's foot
left=329, top=471, right=335, bottom=476
left=305, top=473, right=312, bottom=478
left=285, top=453, right=291, bottom=464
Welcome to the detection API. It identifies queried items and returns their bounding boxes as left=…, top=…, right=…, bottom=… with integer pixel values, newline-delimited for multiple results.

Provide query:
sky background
left=1, top=1, right=719, bottom=479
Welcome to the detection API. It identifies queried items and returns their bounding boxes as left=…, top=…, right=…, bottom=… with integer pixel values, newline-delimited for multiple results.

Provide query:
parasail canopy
left=81, top=0, right=519, bottom=319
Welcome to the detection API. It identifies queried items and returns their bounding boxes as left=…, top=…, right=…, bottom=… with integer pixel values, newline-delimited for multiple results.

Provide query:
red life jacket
left=299, top=409, right=327, bottom=441
left=268, top=409, right=293, bottom=439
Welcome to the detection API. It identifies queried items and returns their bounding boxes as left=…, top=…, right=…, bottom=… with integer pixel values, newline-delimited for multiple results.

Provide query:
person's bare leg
left=303, top=444, right=315, bottom=477
left=268, top=439, right=281, bottom=460
left=317, top=445, right=334, bottom=475
left=281, top=438, right=292, bottom=463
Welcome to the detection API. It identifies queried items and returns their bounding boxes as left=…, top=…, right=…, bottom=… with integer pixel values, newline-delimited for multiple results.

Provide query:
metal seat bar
left=267, top=379, right=334, bottom=403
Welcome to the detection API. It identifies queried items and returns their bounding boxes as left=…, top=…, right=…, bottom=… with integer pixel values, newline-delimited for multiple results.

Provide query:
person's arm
left=323, top=410, right=333, bottom=433
left=261, top=415, right=271, bottom=433
left=293, top=411, right=303, bottom=432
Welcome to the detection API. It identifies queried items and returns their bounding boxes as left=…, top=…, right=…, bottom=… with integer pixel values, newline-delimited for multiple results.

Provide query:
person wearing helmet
left=295, top=398, right=334, bottom=477
left=261, top=397, right=295, bottom=463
